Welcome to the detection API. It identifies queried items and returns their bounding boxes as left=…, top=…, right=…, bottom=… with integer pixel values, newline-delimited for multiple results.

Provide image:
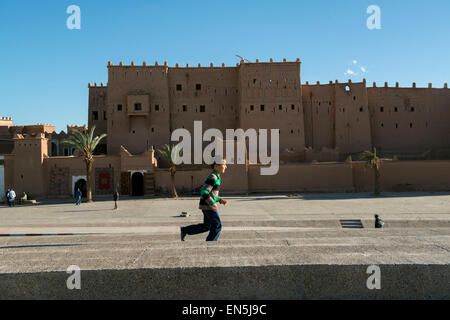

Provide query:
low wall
left=0, top=264, right=447, bottom=299
left=353, top=160, right=450, bottom=192
left=248, top=163, right=354, bottom=192
left=43, top=156, right=121, bottom=196
left=154, top=164, right=248, bottom=194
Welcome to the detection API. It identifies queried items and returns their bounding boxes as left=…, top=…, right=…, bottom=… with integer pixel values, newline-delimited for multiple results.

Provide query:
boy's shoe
left=180, top=227, right=187, bottom=241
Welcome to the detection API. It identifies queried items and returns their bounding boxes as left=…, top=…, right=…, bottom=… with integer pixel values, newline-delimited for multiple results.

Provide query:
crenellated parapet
left=105, top=58, right=302, bottom=70
left=371, top=81, right=448, bottom=89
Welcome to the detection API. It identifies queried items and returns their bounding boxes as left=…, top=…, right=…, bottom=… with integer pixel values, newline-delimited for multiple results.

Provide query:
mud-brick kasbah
left=1, top=58, right=450, bottom=202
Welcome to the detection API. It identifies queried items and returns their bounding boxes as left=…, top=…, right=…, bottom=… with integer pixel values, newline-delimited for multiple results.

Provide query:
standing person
left=180, top=159, right=228, bottom=242
left=113, top=187, right=119, bottom=210
left=5, top=188, right=10, bottom=206
left=75, top=188, right=82, bottom=205
left=7, top=188, right=16, bottom=207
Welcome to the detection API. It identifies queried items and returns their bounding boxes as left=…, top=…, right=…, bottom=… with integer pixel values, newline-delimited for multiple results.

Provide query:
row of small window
left=340, top=107, right=365, bottom=112
left=250, top=104, right=297, bottom=112
left=379, top=122, right=426, bottom=128
left=176, top=84, right=202, bottom=91
left=379, top=107, right=415, bottom=112
left=179, top=105, right=206, bottom=112
left=131, top=128, right=156, bottom=134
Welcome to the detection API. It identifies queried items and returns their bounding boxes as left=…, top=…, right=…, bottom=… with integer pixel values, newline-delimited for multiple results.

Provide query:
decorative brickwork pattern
left=49, top=167, right=70, bottom=195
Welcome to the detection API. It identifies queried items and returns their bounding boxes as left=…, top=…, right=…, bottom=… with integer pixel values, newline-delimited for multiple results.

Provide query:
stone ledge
left=0, top=264, right=448, bottom=299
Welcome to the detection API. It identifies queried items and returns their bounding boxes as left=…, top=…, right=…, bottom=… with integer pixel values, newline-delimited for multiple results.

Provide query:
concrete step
left=0, top=230, right=448, bottom=299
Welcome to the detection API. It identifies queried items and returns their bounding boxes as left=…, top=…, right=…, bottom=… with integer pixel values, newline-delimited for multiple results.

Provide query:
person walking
left=6, top=188, right=16, bottom=207
left=113, top=187, right=119, bottom=210
left=75, top=188, right=82, bottom=205
left=180, top=159, right=227, bottom=242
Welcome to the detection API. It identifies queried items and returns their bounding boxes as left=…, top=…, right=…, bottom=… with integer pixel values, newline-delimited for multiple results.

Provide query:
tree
left=61, top=126, right=107, bottom=203
left=157, top=144, right=180, bottom=198
left=360, top=147, right=382, bottom=196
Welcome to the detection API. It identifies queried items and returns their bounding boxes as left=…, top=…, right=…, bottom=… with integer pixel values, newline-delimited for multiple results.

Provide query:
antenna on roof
left=235, top=55, right=250, bottom=63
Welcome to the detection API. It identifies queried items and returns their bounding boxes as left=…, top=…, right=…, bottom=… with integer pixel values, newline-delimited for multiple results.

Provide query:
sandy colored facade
left=1, top=59, right=449, bottom=199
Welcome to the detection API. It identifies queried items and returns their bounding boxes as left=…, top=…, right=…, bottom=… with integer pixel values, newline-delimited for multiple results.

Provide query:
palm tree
left=157, top=144, right=180, bottom=198
left=61, top=126, right=107, bottom=203
left=360, top=147, right=382, bottom=196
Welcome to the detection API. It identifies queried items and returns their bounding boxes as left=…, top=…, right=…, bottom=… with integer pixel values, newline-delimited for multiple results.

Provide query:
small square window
left=380, top=107, right=384, bottom=112
left=151, top=128, right=154, bottom=133
left=260, top=105, right=265, bottom=111
left=176, top=84, right=182, bottom=91
left=103, top=111, right=107, bottom=120
left=155, top=105, right=159, bottom=111
left=117, top=104, right=122, bottom=111
left=279, top=105, right=282, bottom=110
left=394, top=107, right=398, bottom=112
left=250, top=105, right=254, bottom=111
left=360, top=107, right=363, bottom=112
left=183, top=105, right=187, bottom=112
left=411, top=107, right=415, bottom=112
left=291, top=104, right=295, bottom=110
left=196, top=84, right=201, bottom=90
left=92, top=111, right=98, bottom=120
left=200, top=105, right=205, bottom=113
left=134, top=103, right=142, bottom=111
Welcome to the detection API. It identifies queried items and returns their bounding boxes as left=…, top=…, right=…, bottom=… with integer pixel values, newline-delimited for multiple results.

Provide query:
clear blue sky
left=0, top=0, right=448, bottom=132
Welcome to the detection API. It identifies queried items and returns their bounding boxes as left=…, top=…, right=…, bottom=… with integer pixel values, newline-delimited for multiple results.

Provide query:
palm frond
left=91, top=133, right=107, bottom=151
left=157, top=144, right=181, bottom=167
left=60, top=127, right=107, bottom=158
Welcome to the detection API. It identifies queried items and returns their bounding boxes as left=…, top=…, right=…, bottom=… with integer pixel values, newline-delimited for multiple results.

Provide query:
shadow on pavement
left=11, top=191, right=450, bottom=207
left=0, top=244, right=83, bottom=250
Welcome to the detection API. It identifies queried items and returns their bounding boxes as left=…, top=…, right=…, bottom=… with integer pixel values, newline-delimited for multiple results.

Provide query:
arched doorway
left=74, top=179, right=87, bottom=198
left=131, top=172, right=144, bottom=196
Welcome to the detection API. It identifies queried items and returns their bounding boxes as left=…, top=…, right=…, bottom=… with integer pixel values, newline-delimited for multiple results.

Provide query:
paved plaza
left=0, top=192, right=449, bottom=299
left=0, top=192, right=449, bottom=271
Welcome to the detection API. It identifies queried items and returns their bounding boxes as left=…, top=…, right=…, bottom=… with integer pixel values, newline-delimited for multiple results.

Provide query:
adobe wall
left=154, top=163, right=248, bottom=194
left=334, top=81, right=372, bottom=154
left=302, top=83, right=336, bottom=151
left=3, top=155, right=14, bottom=193
left=248, top=162, right=354, bottom=192
left=238, top=61, right=305, bottom=161
left=119, top=147, right=155, bottom=173
left=11, top=135, right=48, bottom=197
left=43, top=155, right=121, bottom=196
left=0, top=155, right=4, bottom=202
left=367, top=84, right=450, bottom=152
left=352, top=160, right=450, bottom=192
left=169, top=66, right=239, bottom=136
left=88, top=85, right=108, bottom=137
left=107, top=64, right=171, bottom=155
